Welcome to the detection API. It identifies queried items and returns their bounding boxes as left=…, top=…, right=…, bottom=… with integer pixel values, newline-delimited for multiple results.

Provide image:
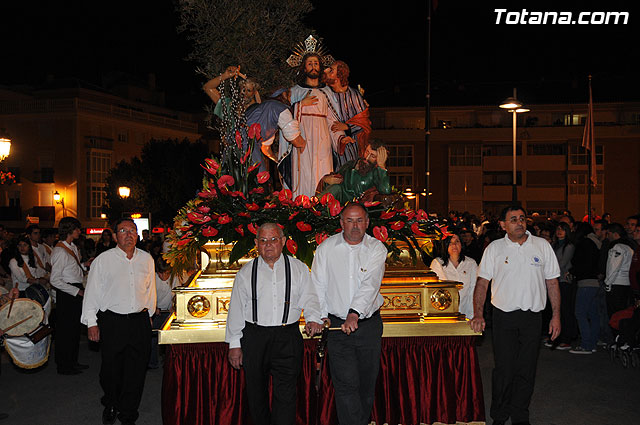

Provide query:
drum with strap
left=25, top=283, right=50, bottom=307
left=0, top=298, right=51, bottom=369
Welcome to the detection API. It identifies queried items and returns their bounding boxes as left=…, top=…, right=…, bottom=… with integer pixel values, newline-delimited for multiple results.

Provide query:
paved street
left=1, top=329, right=638, bottom=425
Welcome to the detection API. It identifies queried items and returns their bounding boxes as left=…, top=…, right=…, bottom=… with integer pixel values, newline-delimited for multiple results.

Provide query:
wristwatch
left=348, top=308, right=360, bottom=318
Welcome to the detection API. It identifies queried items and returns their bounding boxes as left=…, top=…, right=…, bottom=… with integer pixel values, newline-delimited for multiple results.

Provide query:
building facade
left=0, top=83, right=202, bottom=229
left=371, top=102, right=640, bottom=221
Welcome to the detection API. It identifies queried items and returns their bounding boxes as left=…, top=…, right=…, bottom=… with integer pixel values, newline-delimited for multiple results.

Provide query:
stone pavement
left=1, top=330, right=638, bottom=425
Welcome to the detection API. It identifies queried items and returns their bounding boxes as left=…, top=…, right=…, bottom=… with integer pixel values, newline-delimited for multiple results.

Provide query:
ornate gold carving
left=187, top=295, right=211, bottom=318
left=217, top=297, right=231, bottom=314
left=430, top=289, right=452, bottom=311
left=382, top=293, right=421, bottom=310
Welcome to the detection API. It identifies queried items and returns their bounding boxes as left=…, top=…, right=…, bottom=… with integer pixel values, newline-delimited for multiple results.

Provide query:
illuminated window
left=450, top=144, right=481, bottom=166
left=564, top=114, right=588, bottom=126
left=387, top=145, right=414, bottom=189
left=86, top=150, right=112, bottom=218
left=569, top=145, right=603, bottom=165
left=568, top=171, right=603, bottom=195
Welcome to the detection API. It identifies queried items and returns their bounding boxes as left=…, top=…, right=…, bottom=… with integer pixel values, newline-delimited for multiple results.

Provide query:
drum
left=25, top=283, right=50, bottom=307
left=0, top=298, right=50, bottom=369
left=0, top=298, right=45, bottom=337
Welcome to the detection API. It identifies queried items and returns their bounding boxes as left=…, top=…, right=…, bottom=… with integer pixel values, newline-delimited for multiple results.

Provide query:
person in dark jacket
left=569, top=222, right=602, bottom=354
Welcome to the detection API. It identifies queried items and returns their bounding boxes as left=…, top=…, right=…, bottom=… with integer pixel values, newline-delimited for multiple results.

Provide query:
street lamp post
left=499, top=89, right=529, bottom=202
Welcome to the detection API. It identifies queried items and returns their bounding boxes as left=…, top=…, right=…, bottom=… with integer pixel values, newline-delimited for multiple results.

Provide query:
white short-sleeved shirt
left=430, top=257, right=478, bottom=319
left=478, top=231, right=560, bottom=313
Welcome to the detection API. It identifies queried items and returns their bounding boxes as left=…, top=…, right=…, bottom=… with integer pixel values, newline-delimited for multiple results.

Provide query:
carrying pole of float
left=424, top=0, right=432, bottom=212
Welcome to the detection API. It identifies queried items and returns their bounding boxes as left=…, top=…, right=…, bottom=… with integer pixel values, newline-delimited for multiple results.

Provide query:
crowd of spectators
left=436, top=209, right=640, bottom=354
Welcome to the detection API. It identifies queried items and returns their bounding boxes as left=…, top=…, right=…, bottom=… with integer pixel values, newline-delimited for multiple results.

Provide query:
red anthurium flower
left=201, top=157, right=220, bottom=175
left=201, top=226, right=219, bottom=237
left=249, top=187, right=265, bottom=195
left=219, top=187, right=230, bottom=196
left=390, top=221, right=405, bottom=230
left=257, top=171, right=270, bottom=184
left=248, top=162, right=260, bottom=173
left=263, top=202, right=276, bottom=209
left=238, top=212, right=251, bottom=218
left=364, top=201, right=381, bottom=207
left=198, top=189, right=217, bottom=199
left=240, top=148, right=251, bottom=164
left=197, top=206, right=211, bottom=214
left=320, top=192, right=334, bottom=206
left=187, top=212, right=211, bottom=224
left=289, top=211, right=299, bottom=220
left=218, top=214, right=232, bottom=225
left=312, top=209, right=322, bottom=216
left=246, top=203, right=259, bottom=211
left=381, top=210, right=396, bottom=220
left=235, top=225, right=245, bottom=236
left=286, top=239, right=297, bottom=255
left=177, top=238, right=191, bottom=247
left=335, top=228, right=342, bottom=233
left=235, top=130, right=242, bottom=149
left=329, top=199, right=342, bottom=217
left=229, top=190, right=246, bottom=200
left=278, top=189, right=293, bottom=203
left=315, top=232, right=329, bottom=245
left=416, top=209, right=429, bottom=220
left=247, top=223, right=258, bottom=235
left=294, top=195, right=311, bottom=208
left=373, top=226, right=389, bottom=243
left=411, top=222, right=428, bottom=237
left=217, top=175, right=235, bottom=189
left=248, top=123, right=262, bottom=140
left=296, top=221, right=312, bottom=232
left=402, top=210, right=416, bottom=220
left=277, top=224, right=285, bottom=230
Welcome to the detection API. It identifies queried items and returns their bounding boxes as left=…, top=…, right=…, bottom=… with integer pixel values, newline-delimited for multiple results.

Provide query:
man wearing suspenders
left=225, top=223, right=319, bottom=425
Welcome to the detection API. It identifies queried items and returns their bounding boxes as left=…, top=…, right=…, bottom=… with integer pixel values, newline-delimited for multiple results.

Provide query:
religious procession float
left=158, top=36, right=476, bottom=345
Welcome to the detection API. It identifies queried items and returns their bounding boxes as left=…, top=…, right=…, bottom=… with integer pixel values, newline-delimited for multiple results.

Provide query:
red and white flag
left=581, top=77, right=596, bottom=186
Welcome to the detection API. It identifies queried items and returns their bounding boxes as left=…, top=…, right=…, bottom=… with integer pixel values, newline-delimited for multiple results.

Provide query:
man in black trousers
left=50, top=217, right=91, bottom=375
left=82, top=218, right=156, bottom=425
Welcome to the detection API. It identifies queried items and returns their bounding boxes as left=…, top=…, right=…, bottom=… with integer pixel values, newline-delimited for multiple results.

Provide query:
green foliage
left=176, top=0, right=313, bottom=93
left=104, top=139, right=210, bottom=225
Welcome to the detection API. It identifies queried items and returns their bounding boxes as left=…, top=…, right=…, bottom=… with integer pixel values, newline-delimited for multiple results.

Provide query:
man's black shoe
left=74, top=363, right=89, bottom=370
left=102, top=406, right=117, bottom=425
left=57, top=368, right=82, bottom=375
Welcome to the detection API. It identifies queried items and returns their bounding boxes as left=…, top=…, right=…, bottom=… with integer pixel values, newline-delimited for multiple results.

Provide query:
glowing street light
left=499, top=89, right=529, bottom=202
left=0, top=131, right=11, bottom=162
left=118, top=186, right=131, bottom=199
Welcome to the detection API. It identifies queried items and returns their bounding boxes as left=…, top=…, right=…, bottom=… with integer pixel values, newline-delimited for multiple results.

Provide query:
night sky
left=1, top=0, right=638, bottom=112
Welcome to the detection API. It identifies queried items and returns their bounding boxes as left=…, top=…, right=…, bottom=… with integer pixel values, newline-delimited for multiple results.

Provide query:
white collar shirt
left=81, top=246, right=156, bottom=328
left=309, top=232, right=387, bottom=322
left=478, top=231, right=560, bottom=313
left=430, top=256, right=478, bottom=319
left=50, top=241, right=85, bottom=296
left=225, top=254, right=317, bottom=349
left=9, top=255, right=47, bottom=291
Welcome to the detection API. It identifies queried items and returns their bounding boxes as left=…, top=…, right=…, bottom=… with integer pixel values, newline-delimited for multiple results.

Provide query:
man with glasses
left=470, top=205, right=561, bottom=425
left=225, top=223, right=318, bottom=425
left=81, top=218, right=156, bottom=425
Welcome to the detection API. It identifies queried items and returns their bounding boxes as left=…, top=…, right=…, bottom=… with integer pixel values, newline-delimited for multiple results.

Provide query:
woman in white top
left=149, top=257, right=179, bottom=369
left=9, top=236, right=48, bottom=292
left=429, top=234, right=478, bottom=319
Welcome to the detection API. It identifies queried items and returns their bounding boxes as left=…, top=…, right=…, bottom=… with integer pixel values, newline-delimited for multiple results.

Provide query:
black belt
left=329, top=309, right=380, bottom=323
left=101, top=308, right=149, bottom=318
left=244, top=320, right=299, bottom=330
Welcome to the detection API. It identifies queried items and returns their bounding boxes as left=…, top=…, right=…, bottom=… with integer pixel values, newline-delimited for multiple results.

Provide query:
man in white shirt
left=225, top=223, right=317, bottom=425
left=50, top=217, right=90, bottom=375
left=26, top=224, right=51, bottom=272
left=306, top=203, right=387, bottom=425
left=81, top=218, right=156, bottom=425
left=470, top=205, right=561, bottom=425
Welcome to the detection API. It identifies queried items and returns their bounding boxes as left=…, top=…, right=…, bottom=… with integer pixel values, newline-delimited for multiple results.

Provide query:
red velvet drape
left=162, top=336, right=484, bottom=425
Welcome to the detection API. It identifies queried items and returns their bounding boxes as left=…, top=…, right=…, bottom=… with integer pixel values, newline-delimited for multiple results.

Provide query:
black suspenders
left=251, top=255, right=292, bottom=325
